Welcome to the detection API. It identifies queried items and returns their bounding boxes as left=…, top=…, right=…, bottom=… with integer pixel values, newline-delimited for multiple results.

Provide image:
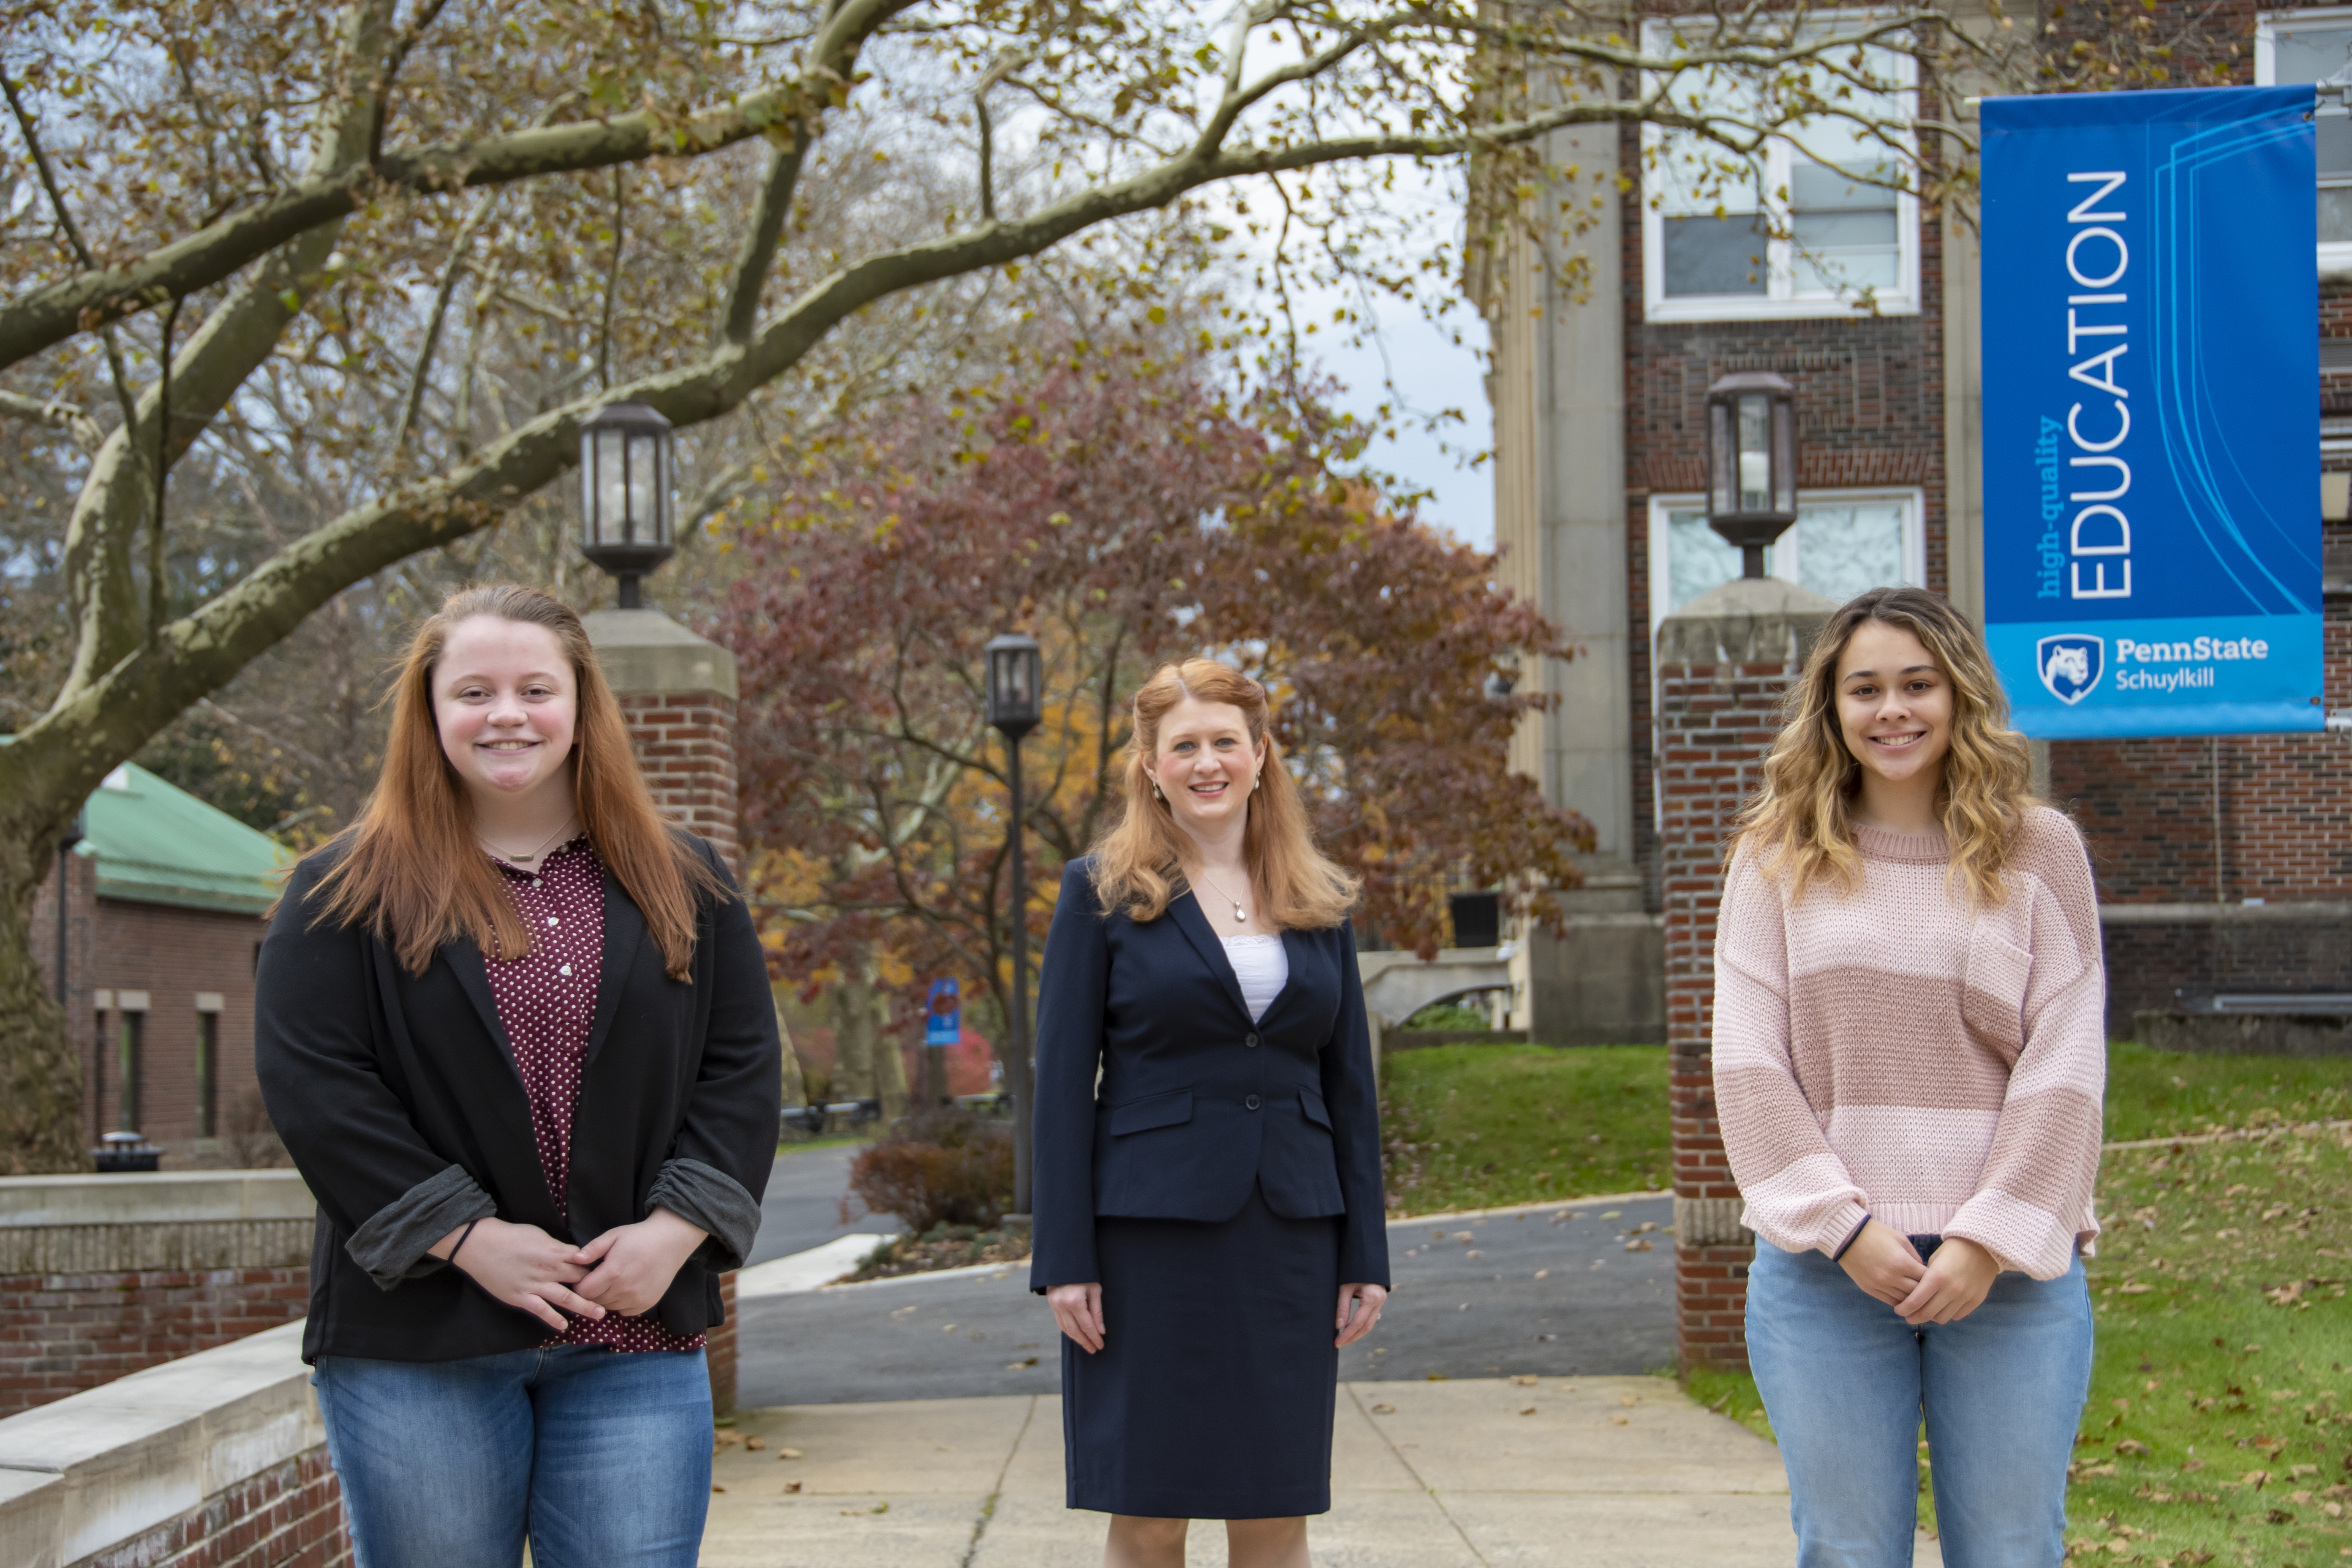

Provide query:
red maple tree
left=718, top=343, right=1592, bottom=1075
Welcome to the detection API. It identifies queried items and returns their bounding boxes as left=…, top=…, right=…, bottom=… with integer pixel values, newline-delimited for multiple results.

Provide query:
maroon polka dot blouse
left=485, top=839, right=704, bottom=1354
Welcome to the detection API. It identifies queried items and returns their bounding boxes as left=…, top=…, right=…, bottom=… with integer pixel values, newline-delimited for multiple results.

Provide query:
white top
left=1221, top=934, right=1289, bottom=1023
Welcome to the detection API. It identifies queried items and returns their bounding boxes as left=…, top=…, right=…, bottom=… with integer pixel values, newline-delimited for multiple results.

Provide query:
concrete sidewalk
left=700, top=1376, right=1944, bottom=1567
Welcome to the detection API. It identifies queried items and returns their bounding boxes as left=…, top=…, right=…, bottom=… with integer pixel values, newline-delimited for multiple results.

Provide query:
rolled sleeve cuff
left=345, top=1164, right=496, bottom=1290
left=647, top=1157, right=762, bottom=1271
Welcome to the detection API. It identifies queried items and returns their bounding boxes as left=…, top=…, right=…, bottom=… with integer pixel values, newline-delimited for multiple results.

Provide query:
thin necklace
left=477, top=817, right=579, bottom=868
left=1192, top=866, right=1251, bottom=924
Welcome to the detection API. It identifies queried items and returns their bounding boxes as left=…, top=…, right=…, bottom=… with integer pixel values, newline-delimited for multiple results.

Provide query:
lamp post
left=53, top=808, right=82, bottom=1004
left=1704, top=371, right=1799, bottom=579
left=984, top=632, right=1043, bottom=1219
left=577, top=401, right=676, bottom=607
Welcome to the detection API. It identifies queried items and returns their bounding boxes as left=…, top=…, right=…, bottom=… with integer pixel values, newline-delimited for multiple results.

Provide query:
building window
left=1642, top=23, right=1920, bottom=321
left=116, top=1009, right=144, bottom=1133
left=196, top=1009, right=219, bottom=1140
left=1647, top=490, right=1927, bottom=638
left=2257, top=11, right=2352, bottom=269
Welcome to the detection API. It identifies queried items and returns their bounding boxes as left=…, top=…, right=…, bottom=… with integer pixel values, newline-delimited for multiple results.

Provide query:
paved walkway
left=700, top=1376, right=1944, bottom=1567
left=736, top=1196, right=1677, bottom=1407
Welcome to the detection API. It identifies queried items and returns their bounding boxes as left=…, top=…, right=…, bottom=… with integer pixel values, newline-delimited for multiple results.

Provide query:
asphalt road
left=735, top=1193, right=1674, bottom=1408
left=744, top=1141, right=899, bottom=1267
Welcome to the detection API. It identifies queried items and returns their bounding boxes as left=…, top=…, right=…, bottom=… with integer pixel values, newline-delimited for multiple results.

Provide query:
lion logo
left=2035, top=634, right=2104, bottom=705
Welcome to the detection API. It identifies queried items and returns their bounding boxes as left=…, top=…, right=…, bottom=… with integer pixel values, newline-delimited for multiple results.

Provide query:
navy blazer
left=1028, top=857, right=1390, bottom=1292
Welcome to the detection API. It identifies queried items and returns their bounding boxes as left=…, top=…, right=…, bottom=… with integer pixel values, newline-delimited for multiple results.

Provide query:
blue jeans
left=314, top=1345, right=712, bottom=1568
left=1746, top=1236, right=2093, bottom=1568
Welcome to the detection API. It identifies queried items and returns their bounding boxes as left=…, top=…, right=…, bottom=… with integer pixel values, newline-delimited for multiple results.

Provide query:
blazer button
left=1245, top=1032, right=1260, bottom=1048
left=1245, top=1094, right=1261, bottom=1111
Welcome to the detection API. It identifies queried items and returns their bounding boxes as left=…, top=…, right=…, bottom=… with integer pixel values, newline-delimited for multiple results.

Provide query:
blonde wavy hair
left=1729, top=586, right=2038, bottom=908
left=1088, top=660, right=1359, bottom=929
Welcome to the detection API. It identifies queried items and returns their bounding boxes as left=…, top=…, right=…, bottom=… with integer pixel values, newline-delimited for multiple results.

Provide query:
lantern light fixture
left=577, top=401, right=676, bottom=608
left=1704, top=371, right=1799, bottom=580
left=984, top=632, right=1044, bottom=740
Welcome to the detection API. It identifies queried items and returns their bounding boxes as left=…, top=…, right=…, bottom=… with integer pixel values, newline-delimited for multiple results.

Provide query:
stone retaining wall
left=0, top=1175, right=315, bottom=1419
left=0, top=1171, right=742, bottom=1418
left=0, top=1319, right=349, bottom=1568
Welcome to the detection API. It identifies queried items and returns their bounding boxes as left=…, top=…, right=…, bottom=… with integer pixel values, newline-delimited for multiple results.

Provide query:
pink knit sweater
left=1712, top=808, right=2106, bottom=1280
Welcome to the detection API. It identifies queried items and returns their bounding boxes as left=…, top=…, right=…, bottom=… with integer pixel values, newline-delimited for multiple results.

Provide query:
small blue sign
left=925, top=978, right=961, bottom=1048
left=1980, top=85, right=2325, bottom=737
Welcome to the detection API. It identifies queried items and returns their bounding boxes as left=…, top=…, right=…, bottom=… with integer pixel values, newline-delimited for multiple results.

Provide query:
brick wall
left=0, top=1319, right=350, bottom=1568
left=618, top=690, right=742, bottom=874
left=1656, top=606, right=1824, bottom=1368
left=0, top=1201, right=314, bottom=1420
left=86, top=900, right=267, bottom=1148
left=72, top=1443, right=347, bottom=1568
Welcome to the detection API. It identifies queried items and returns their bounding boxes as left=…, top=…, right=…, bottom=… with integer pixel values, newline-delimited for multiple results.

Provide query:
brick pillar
left=584, top=607, right=746, bottom=1413
left=1657, top=578, right=1836, bottom=1370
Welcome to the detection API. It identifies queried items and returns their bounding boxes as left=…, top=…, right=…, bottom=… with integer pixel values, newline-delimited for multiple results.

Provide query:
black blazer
left=1028, top=858, right=1390, bottom=1292
left=255, top=833, right=781, bottom=1364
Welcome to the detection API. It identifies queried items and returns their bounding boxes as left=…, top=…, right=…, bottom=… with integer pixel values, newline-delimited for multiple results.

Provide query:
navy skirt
left=1062, top=1184, right=1341, bottom=1519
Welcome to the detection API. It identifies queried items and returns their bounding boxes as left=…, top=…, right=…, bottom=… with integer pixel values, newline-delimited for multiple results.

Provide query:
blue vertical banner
left=925, top=977, right=961, bottom=1047
left=1981, top=87, right=2325, bottom=736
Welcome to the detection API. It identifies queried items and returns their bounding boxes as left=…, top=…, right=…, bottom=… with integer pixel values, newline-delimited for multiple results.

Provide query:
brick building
left=25, top=762, right=292, bottom=1158
left=1487, top=8, right=2352, bottom=1048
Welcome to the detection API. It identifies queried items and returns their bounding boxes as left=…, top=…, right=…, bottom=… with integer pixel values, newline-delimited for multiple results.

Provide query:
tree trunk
left=848, top=948, right=909, bottom=1122
left=770, top=989, right=809, bottom=1108
left=0, top=841, right=89, bottom=1174
left=829, top=980, right=875, bottom=1102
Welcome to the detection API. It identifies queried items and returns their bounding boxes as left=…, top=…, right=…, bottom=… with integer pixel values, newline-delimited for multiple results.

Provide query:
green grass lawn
left=1678, top=1044, right=2352, bottom=1566
left=1379, top=1043, right=1670, bottom=1214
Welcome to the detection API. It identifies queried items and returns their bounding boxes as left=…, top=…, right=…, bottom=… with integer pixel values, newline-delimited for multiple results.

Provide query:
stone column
left=583, top=607, right=745, bottom=1412
left=1656, top=578, right=1837, bottom=1369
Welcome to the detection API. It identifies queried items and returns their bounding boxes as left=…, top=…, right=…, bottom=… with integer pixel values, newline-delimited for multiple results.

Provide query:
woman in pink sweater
left=1714, top=586, right=2104, bottom=1568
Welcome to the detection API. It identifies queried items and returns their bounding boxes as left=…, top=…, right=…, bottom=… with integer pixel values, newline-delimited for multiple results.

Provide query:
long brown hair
left=301, top=585, right=725, bottom=978
left=1729, top=586, right=2037, bottom=907
left=1089, top=660, right=1358, bottom=929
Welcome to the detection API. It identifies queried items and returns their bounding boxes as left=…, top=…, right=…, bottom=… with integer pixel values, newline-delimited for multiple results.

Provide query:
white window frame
left=1639, top=19, right=1922, bottom=323
left=1645, top=488, right=1928, bottom=642
left=2256, top=10, right=2352, bottom=274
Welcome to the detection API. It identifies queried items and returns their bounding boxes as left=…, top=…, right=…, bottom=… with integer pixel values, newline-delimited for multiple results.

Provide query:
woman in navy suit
left=1031, top=659, right=1391, bottom=1568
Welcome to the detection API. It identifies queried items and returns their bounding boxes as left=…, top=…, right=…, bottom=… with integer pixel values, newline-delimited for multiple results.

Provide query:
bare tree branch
left=392, top=189, right=495, bottom=453
left=719, top=123, right=813, bottom=346
left=0, top=0, right=925, bottom=373
left=0, top=389, right=103, bottom=452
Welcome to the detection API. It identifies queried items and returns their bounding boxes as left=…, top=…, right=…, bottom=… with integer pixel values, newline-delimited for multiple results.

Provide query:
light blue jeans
left=1746, top=1236, right=2093, bottom=1568
left=314, top=1345, right=712, bottom=1568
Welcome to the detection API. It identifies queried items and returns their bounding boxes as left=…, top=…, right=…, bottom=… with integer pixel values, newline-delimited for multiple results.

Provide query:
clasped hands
left=1838, top=1219, right=1999, bottom=1325
left=429, top=1209, right=709, bottom=1331
left=1048, top=1281, right=1390, bottom=1353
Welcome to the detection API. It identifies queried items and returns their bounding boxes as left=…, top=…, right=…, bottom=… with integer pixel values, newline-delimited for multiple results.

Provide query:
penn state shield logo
left=2036, top=634, right=2104, bottom=705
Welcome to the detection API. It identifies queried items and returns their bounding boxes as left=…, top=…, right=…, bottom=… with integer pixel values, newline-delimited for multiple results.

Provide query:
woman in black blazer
left=254, top=585, right=779, bottom=1568
left=1032, top=659, right=1390, bottom=1568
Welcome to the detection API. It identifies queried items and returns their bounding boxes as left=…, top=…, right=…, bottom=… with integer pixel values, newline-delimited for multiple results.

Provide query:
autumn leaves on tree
left=723, top=343, right=1593, bottom=1054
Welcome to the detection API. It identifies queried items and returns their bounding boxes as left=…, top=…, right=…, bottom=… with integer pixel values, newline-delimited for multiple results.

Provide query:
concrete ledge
left=2134, top=1010, right=2352, bottom=1059
left=1656, top=577, right=1841, bottom=667
left=582, top=608, right=739, bottom=698
left=0, top=1173, right=316, bottom=1276
left=0, top=1220, right=313, bottom=1276
left=0, top=1319, right=318, bottom=1568
left=2098, top=901, right=2352, bottom=925
left=1673, top=1196, right=1754, bottom=1247
left=0, top=1170, right=314, bottom=1227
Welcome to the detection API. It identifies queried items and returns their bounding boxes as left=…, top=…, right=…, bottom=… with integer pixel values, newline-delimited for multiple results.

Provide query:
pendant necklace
left=1193, top=867, right=1251, bottom=924
left=477, top=816, right=579, bottom=869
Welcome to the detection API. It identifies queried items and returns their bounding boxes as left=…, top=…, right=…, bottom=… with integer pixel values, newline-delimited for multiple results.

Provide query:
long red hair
left=1088, top=660, right=1358, bottom=930
left=299, top=585, right=724, bottom=978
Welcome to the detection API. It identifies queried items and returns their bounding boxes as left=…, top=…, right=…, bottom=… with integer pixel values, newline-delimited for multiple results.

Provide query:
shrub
left=845, top=1107, right=1014, bottom=1233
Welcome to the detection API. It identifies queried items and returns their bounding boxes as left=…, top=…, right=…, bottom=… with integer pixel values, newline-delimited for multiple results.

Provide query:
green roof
left=76, top=762, right=295, bottom=916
